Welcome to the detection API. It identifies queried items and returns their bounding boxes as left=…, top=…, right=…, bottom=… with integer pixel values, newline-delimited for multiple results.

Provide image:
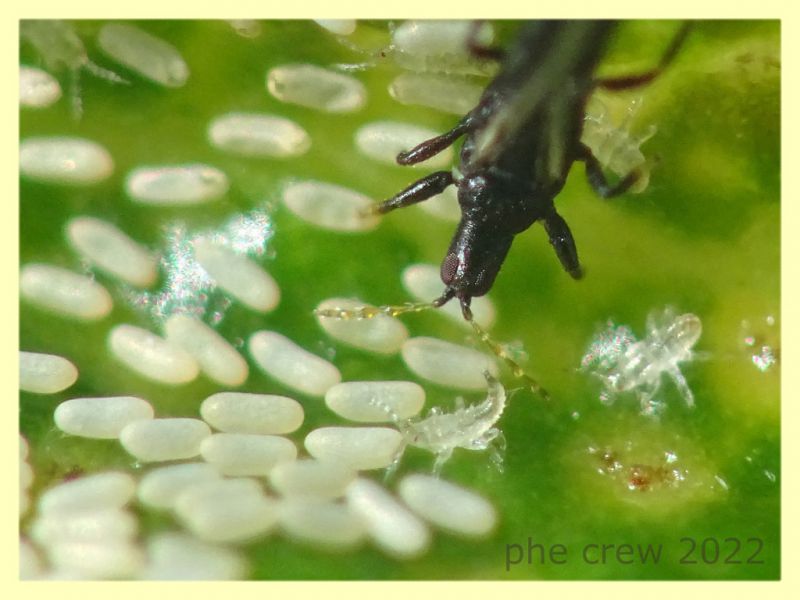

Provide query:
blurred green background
left=19, top=20, right=779, bottom=579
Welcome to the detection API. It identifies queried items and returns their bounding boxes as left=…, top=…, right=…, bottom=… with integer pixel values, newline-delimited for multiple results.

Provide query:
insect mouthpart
left=439, top=220, right=514, bottom=310
left=319, top=20, right=691, bottom=403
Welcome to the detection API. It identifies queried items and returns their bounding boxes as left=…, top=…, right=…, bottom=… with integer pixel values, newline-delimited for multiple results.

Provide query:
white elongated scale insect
left=313, top=19, right=356, bottom=36
left=97, top=23, right=189, bottom=88
left=390, top=20, right=496, bottom=76
left=140, top=532, right=248, bottom=580
left=388, top=72, right=483, bottom=116
left=19, top=66, right=62, bottom=108
left=208, top=112, right=311, bottom=158
left=282, top=180, right=380, bottom=233
left=126, top=164, right=229, bottom=206
left=345, top=477, right=431, bottom=558
left=38, top=472, right=137, bottom=515
left=267, top=64, right=366, bottom=113
left=19, top=351, right=78, bottom=394
left=20, top=138, right=115, bottom=186
left=66, top=216, right=158, bottom=287
left=397, top=473, right=497, bottom=537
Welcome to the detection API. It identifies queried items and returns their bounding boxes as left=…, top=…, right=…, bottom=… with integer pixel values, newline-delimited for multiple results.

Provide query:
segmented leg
left=580, top=144, right=642, bottom=199
left=432, top=448, right=454, bottom=477
left=468, top=427, right=500, bottom=451
left=595, top=23, right=691, bottom=91
left=371, top=171, right=454, bottom=215
left=383, top=442, right=408, bottom=483
left=397, top=116, right=472, bottom=165
left=667, top=367, right=696, bottom=409
left=467, top=318, right=551, bottom=402
left=68, top=61, right=128, bottom=120
left=599, top=388, right=615, bottom=406
left=487, top=431, right=507, bottom=473
left=543, top=210, right=583, bottom=279
left=84, top=60, right=129, bottom=84
left=68, top=67, right=83, bottom=119
left=635, top=381, right=663, bottom=416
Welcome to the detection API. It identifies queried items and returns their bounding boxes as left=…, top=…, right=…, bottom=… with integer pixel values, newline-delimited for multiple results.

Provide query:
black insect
left=373, top=20, right=690, bottom=320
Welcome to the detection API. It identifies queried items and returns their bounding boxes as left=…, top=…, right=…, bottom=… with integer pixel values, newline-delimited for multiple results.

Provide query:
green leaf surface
left=19, top=20, right=779, bottom=580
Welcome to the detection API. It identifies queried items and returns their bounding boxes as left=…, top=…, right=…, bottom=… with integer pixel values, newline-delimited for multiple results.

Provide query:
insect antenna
left=314, top=298, right=551, bottom=401
left=84, top=60, right=129, bottom=85
left=463, top=307, right=551, bottom=402
left=314, top=301, right=436, bottom=320
left=69, top=67, right=83, bottom=120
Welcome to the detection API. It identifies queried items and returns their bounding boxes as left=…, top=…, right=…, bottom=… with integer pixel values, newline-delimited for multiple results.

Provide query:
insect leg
left=487, top=430, right=506, bottom=473
left=383, top=441, right=408, bottom=483
left=397, top=116, right=472, bottom=165
left=667, top=367, right=696, bottom=409
left=468, top=427, right=500, bottom=450
left=68, top=67, right=83, bottom=120
left=84, top=60, right=129, bottom=85
left=636, top=381, right=665, bottom=416
left=370, top=170, right=454, bottom=215
left=580, top=144, right=642, bottom=198
left=543, top=209, right=583, bottom=279
left=468, top=320, right=551, bottom=402
left=431, top=448, right=454, bottom=477
left=595, top=23, right=691, bottom=91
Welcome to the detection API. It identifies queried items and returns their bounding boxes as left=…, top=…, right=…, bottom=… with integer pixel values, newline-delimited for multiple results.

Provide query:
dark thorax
left=446, top=22, right=617, bottom=304
left=372, top=19, right=688, bottom=315
left=314, top=19, right=690, bottom=399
